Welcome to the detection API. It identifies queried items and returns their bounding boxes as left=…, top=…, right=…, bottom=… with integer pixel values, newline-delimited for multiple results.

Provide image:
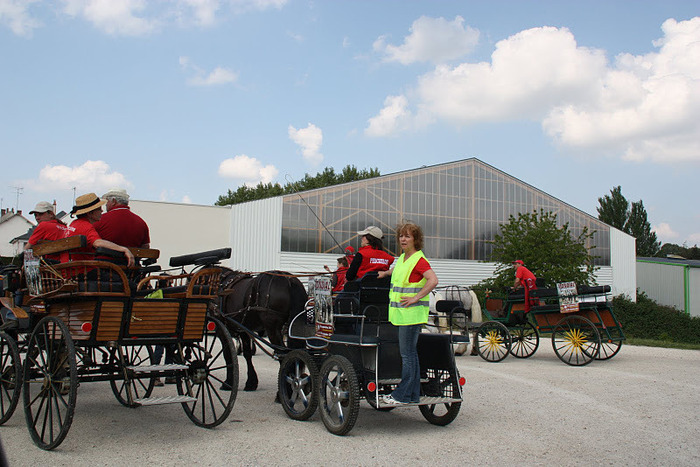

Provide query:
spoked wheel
left=596, top=338, right=623, bottom=360
left=509, top=322, right=540, bottom=358
left=278, top=350, right=319, bottom=420
left=23, top=316, right=77, bottom=450
left=552, top=315, right=601, bottom=366
left=0, top=331, right=22, bottom=424
left=476, top=321, right=512, bottom=362
left=176, top=318, right=238, bottom=428
left=419, top=369, right=461, bottom=426
left=317, top=355, right=360, bottom=436
left=110, top=345, right=156, bottom=407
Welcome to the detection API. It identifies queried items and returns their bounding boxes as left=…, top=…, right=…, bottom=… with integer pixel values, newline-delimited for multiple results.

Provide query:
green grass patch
left=624, top=338, right=700, bottom=350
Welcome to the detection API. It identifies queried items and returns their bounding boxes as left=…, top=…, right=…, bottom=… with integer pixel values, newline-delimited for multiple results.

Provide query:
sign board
left=311, top=276, right=334, bottom=339
left=557, top=281, right=579, bottom=313
left=24, top=249, right=43, bottom=296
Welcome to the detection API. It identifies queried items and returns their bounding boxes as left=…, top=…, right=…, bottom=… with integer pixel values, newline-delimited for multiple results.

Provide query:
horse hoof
left=244, top=384, right=258, bottom=392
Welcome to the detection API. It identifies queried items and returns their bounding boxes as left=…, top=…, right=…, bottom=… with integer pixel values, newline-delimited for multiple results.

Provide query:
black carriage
left=0, top=238, right=238, bottom=450
left=275, top=273, right=466, bottom=435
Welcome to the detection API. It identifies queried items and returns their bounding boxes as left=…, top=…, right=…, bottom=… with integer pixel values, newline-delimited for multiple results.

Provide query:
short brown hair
left=396, top=222, right=424, bottom=251
left=337, top=256, right=348, bottom=267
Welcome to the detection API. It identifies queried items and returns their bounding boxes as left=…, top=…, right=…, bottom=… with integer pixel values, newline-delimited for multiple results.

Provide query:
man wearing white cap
left=94, top=188, right=150, bottom=249
left=26, top=201, right=67, bottom=259
left=345, top=225, right=395, bottom=281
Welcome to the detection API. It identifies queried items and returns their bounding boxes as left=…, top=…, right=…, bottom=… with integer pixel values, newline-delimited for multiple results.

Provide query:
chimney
left=17, top=210, right=22, bottom=215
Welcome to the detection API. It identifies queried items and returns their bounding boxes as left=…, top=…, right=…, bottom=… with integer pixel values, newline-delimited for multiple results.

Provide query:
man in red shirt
left=60, top=193, right=135, bottom=267
left=94, top=188, right=150, bottom=248
left=512, top=260, right=537, bottom=291
left=324, top=256, right=349, bottom=292
left=26, top=201, right=68, bottom=260
left=345, top=225, right=394, bottom=281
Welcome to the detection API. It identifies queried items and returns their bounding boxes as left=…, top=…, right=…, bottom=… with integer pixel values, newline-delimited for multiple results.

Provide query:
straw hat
left=71, top=193, right=106, bottom=216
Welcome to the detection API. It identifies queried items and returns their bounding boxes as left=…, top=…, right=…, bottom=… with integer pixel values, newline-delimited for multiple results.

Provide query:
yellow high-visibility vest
left=388, top=251, right=429, bottom=325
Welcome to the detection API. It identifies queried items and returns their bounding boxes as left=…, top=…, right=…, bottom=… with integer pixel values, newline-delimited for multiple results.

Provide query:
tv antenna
left=10, top=186, right=23, bottom=211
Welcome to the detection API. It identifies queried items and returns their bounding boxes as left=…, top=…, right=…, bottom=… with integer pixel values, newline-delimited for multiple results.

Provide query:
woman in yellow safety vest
left=377, top=222, right=438, bottom=405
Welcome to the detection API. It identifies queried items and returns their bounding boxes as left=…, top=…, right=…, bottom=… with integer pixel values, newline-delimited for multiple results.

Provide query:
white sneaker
left=382, top=394, right=406, bottom=405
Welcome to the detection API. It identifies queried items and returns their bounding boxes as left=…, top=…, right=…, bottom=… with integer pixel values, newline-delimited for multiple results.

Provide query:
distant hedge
left=612, top=293, right=700, bottom=344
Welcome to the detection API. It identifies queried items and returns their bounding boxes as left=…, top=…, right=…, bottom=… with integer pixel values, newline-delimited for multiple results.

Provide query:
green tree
left=215, top=165, right=380, bottom=206
left=482, top=209, right=597, bottom=291
left=596, top=186, right=660, bottom=257
left=597, top=186, right=628, bottom=230
left=656, top=243, right=700, bottom=260
left=626, top=200, right=660, bottom=257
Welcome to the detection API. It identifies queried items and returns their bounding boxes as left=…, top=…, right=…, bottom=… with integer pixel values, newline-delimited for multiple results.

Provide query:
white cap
left=29, top=201, right=54, bottom=215
left=357, top=225, right=383, bottom=239
left=102, top=188, right=130, bottom=200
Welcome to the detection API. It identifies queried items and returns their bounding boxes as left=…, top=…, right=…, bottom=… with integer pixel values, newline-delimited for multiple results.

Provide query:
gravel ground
left=2, top=343, right=699, bottom=466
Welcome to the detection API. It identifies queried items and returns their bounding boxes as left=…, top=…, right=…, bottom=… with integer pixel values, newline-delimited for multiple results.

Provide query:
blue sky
left=1, top=0, right=698, bottom=246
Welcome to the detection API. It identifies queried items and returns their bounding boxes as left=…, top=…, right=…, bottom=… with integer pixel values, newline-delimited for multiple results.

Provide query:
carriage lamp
left=81, top=322, right=92, bottom=333
left=367, top=382, right=376, bottom=393
left=459, top=377, right=466, bottom=386
left=207, top=321, right=216, bottom=332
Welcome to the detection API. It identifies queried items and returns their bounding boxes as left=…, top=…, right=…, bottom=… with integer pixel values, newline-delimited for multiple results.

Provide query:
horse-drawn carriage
left=266, top=273, right=466, bottom=435
left=0, top=238, right=238, bottom=450
left=476, top=282, right=625, bottom=366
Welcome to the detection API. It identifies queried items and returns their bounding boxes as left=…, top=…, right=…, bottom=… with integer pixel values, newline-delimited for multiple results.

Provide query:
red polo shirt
left=59, top=218, right=101, bottom=263
left=94, top=205, right=150, bottom=248
left=28, top=219, right=69, bottom=260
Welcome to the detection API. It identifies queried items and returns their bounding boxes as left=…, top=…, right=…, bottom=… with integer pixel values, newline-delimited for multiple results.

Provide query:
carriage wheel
left=509, top=322, right=539, bottom=358
left=176, top=318, right=238, bottom=428
left=23, top=316, right=77, bottom=450
left=552, top=316, right=601, bottom=366
left=110, top=345, right=156, bottom=407
left=596, top=334, right=623, bottom=360
left=278, top=350, right=319, bottom=420
left=419, top=369, right=461, bottom=426
left=476, top=321, right=512, bottom=362
left=0, top=331, right=22, bottom=424
left=318, top=355, right=360, bottom=436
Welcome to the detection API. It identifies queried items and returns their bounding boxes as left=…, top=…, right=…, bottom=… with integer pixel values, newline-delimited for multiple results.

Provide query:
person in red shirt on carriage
left=345, top=225, right=394, bottom=282
left=59, top=193, right=135, bottom=269
left=512, top=259, right=538, bottom=312
left=94, top=188, right=150, bottom=249
left=344, top=245, right=355, bottom=264
left=324, top=256, right=349, bottom=292
left=25, top=201, right=68, bottom=261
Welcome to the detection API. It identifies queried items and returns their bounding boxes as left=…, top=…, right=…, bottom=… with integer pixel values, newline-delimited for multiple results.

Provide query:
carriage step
left=135, top=395, right=197, bottom=406
left=128, top=364, right=189, bottom=373
left=378, top=396, right=462, bottom=408
left=377, top=378, right=429, bottom=385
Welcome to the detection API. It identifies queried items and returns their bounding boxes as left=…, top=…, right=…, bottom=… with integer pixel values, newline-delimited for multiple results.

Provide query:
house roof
left=637, top=257, right=700, bottom=268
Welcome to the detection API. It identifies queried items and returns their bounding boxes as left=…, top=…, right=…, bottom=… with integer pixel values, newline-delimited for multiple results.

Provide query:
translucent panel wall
left=281, top=159, right=610, bottom=265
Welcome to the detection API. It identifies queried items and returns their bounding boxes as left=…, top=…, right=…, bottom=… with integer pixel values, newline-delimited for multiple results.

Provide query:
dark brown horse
left=218, top=270, right=307, bottom=391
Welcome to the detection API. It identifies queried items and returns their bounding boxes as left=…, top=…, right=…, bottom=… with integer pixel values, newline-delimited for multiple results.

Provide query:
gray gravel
left=2, top=344, right=699, bottom=466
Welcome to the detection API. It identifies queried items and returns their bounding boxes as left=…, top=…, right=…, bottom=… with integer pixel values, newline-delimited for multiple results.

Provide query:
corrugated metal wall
left=609, top=227, right=636, bottom=299
left=229, top=197, right=282, bottom=272
left=280, top=251, right=614, bottom=291
left=637, top=261, right=685, bottom=311
left=690, top=268, right=700, bottom=317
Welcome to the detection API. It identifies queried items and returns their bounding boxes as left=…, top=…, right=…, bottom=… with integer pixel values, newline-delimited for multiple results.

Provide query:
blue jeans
left=391, top=324, right=422, bottom=403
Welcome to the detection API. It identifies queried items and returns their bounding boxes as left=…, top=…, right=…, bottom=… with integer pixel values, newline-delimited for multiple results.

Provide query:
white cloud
left=652, top=222, right=678, bottom=241
left=218, top=155, right=279, bottom=185
left=179, top=56, right=238, bottom=86
left=0, top=0, right=41, bottom=37
left=181, top=195, right=192, bottom=203
left=177, top=0, right=220, bottom=27
left=62, top=0, right=158, bottom=36
left=23, top=160, right=131, bottom=194
left=373, top=15, right=479, bottom=65
left=288, top=123, right=323, bottom=166
left=368, top=17, right=700, bottom=165
left=688, top=233, right=700, bottom=245
left=365, top=95, right=413, bottom=137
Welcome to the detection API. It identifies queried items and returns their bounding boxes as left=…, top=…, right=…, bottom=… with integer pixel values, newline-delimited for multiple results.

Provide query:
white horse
left=428, top=286, right=482, bottom=356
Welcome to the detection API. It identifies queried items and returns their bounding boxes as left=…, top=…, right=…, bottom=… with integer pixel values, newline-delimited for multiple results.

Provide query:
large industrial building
left=132, top=158, right=636, bottom=297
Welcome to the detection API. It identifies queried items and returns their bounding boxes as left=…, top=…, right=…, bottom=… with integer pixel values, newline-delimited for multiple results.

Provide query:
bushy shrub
left=612, top=292, right=700, bottom=344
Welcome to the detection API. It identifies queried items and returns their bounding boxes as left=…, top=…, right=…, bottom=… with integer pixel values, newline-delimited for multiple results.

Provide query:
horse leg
left=241, top=333, right=259, bottom=391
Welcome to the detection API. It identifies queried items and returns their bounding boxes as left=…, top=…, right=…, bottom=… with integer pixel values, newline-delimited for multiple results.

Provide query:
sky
left=1, top=0, right=698, bottom=246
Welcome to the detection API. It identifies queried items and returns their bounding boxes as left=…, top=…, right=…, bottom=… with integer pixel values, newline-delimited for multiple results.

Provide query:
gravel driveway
left=2, top=344, right=699, bottom=466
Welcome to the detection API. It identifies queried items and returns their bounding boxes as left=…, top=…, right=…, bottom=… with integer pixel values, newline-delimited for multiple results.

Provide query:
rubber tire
left=476, top=321, right=512, bottom=362
left=0, top=331, right=22, bottom=424
left=318, top=355, right=360, bottom=436
left=509, top=322, right=540, bottom=358
left=278, top=349, right=319, bottom=420
left=23, top=316, right=77, bottom=450
left=419, top=401, right=461, bottom=426
left=176, top=317, right=239, bottom=428
left=110, top=345, right=156, bottom=407
left=552, top=315, right=601, bottom=366
left=419, top=369, right=461, bottom=426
